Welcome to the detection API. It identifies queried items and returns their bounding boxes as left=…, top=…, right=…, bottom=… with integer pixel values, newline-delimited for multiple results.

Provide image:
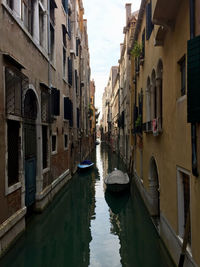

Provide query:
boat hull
left=106, top=182, right=129, bottom=193
left=77, top=163, right=94, bottom=169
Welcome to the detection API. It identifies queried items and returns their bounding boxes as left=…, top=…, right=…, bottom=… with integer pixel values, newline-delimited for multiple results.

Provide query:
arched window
left=156, top=59, right=163, bottom=128
left=151, top=69, right=156, bottom=120
left=146, top=76, right=151, bottom=122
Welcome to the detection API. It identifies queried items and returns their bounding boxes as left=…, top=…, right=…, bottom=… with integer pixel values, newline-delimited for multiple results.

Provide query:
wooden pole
left=178, top=210, right=190, bottom=267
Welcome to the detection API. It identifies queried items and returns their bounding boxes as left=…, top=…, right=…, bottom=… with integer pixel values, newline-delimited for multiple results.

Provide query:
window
left=68, top=16, right=71, bottom=39
left=7, top=0, right=13, bottom=10
left=62, top=25, right=67, bottom=78
left=50, top=0, right=57, bottom=24
left=5, top=67, right=29, bottom=117
left=50, top=24, right=55, bottom=61
left=51, top=134, right=57, bottom=153
left=177, top=168, right=191, bottom=244
left=178, top=55, right=186, bottom=96
left=76, top=38, right=80, bottom=56
left=68, top=57, right=72, bottom=86
left=142, top=29, right=145, bottom=58
left=41, top=86, right=50, bottom=123
left=62, top=25, right=67, bottom=47
left=62, top=0, right=68, bottom=14
left=51, top=88, right=60, bottom=116
left=64, top=97, right=73, bottom=127
left=75, top=70, right=78, bottom=94
left=146, top=0, right=154, bottom=40
left=64, top=134, right=68, bottom=149
left=7, top=120, right=20, bottom=186
left=22, top=0, right=35, bottom=35
left=77, top=108, right=80, bottom=128
left=42, top=125, right=48, bottom=169
left=39, top=6, right=45, bottom=47
left=63, top=47, right=66, bottom=78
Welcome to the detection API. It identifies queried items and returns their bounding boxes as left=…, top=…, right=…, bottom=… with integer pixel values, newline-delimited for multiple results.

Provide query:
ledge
left=0, top=207, right=26, bottom=239
left=35, top=169, right=70, bottom=201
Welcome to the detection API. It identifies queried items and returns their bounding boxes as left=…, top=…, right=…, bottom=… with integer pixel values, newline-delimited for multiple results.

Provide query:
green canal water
left=0, top=144, right=174, bottom=267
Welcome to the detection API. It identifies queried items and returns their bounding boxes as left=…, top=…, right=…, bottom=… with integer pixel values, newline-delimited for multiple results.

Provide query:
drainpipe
left=189, top=0, right=198, bottom=177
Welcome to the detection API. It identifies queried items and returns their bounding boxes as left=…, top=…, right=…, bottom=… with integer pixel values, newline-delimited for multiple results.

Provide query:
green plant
left=131, top=42, right=143, bottom=58
left=135, top=114, right=142, bottom=127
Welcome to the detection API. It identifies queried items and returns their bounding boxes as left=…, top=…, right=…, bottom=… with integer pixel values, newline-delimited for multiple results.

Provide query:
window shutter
left=77, top=108, right=80, bottom=128
left=51, top=88, right=60, bottom=116
left=62, top=0, right=68, bottom=13
left=75, top=70, right=78, bottom=93
left=146, top=1, right=154, bottom=40
left=68, top=17, right=71, bottom=39
left=64, top=97, right=70, bottom=120
left=69, top=101, right=73, bottom=127
left=187, top=35, right=200, bottom=122
left=76, top=39, right=79, bottom=56
left=64, top=97, right=73, bottom=127
left=68, top=57, right=72, bottom=86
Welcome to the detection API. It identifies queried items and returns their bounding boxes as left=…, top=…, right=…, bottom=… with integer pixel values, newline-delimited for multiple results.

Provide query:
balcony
left=152, top=0, right=182, bottom=28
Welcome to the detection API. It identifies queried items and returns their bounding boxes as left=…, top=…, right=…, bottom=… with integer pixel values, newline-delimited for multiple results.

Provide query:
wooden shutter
left=76, top=39, right=79, bottom=56
left=68, top=57, right=72, bottom=86
left=75, top=70, right=78, bottom=93
left=187, top=35, right=200, bottom=122
left=68, top=17, right=71, bottom=39
left=64, top=97, right=73, bottom=127
left=77, top=108, right=80, bottom=128
left=62, top=0, right=68, bottom=13
left=146, top=1, right=154, bottom=40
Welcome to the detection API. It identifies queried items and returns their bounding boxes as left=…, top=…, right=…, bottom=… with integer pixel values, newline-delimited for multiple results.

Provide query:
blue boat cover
left=80, top=160, right=92, bottom=165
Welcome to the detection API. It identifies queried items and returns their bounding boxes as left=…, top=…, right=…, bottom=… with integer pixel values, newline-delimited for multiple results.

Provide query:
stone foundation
left=0, top=207, right=26, bottom=257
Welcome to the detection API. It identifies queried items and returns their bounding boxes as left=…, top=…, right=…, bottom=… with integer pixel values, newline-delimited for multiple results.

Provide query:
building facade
left=102, top=1, right=200, bottom=266
left=0, top=0, right=93, bottom=257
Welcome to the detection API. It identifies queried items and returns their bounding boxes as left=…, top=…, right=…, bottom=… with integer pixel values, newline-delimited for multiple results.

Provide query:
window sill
left=51, top=151, right=57, bottom=155
left=5, top=182, right=22, bottom=196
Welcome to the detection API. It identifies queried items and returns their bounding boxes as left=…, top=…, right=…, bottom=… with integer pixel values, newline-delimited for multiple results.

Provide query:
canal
left=0, top=144, right=174, bottom=267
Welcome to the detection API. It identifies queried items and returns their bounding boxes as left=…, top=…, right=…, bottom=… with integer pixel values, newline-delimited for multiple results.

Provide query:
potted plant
left=131, top=42, right=144, bottom=67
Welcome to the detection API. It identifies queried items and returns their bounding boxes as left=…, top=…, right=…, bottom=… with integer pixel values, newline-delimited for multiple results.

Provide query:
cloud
left=83, top=0, right=141, bottom=117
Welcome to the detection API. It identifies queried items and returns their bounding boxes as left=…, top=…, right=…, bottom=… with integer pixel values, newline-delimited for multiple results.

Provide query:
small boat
left=77, top=160, right=94, bottom=170
left=104, top=168, right=130, bottom=193
left=95, top=140, right=100, bottom=145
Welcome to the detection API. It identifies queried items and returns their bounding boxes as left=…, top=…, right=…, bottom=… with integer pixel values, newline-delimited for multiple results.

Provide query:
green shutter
left=187, top=35, right=200, bottom=122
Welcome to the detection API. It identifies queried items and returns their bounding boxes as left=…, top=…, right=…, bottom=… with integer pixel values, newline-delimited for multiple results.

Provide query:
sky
left=83, top=0, right=142, bottom=118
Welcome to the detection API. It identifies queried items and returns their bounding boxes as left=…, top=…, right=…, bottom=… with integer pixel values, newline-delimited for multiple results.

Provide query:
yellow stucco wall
left=131, top=0, right=200, bottom=265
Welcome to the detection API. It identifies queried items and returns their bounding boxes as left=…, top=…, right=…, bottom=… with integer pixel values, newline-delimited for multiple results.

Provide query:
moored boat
left=77, top=160, right=94, bottom=170
left=104, top=168, right=130, bottom=193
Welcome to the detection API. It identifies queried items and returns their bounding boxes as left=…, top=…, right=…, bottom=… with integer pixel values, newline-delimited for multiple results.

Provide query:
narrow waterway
left=0, top=144, right=174, bottom=267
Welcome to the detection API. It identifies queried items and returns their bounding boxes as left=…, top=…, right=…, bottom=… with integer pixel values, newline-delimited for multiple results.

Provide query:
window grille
left=5, top=67, right=29, bottom=117
left=41, top=88, right=51, bottom=123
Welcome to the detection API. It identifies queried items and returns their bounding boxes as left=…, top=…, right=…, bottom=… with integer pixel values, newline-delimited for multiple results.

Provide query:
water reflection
left=0, top=144, right=174, bottom=267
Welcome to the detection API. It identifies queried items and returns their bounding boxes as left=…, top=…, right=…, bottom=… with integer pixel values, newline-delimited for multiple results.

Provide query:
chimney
left=125, top=3, right=132, bottom=25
